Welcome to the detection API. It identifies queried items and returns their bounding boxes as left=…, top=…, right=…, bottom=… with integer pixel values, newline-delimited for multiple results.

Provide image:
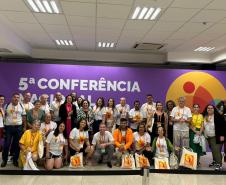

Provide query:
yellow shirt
left=19, top=130, right=42, bottom=166
left=191, top=114, right=204, bottom=129
left=19, top=130, right=42, bottom=153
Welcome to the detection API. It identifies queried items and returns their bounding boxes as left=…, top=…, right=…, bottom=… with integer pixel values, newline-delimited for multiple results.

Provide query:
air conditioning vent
left=133, top=43, right=164, bottom=50
left=0, top=48, right=12, bottom=53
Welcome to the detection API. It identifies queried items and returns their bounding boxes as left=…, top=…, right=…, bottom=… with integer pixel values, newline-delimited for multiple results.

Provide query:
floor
left=0, top=152, right=225, bottom=171
left=0, top=174, right=226, bottom=185
left=0, top=152, right=226, bottom=185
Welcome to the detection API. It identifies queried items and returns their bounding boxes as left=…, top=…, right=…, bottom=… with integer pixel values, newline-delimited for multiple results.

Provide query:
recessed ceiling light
left=98, top=42, right=115, bottom=48
left=26, top=0, right=61, bottom=14
left=55, top=40, right=74, bottom=46
left=194, top=47, right=215, bottom=52
left=131, top=6, right=161, bottom=20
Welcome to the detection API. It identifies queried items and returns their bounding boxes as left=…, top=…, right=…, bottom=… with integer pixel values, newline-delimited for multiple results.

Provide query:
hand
left=119, top=145, right=125, bottom=152
left=220, top=136, right=225, bottom=142
left=174, top=146, right=180, bottom=151
left=196, top=131, right=201, bottom=136
left=100, top=143, right=106, bottom=148
left=146, top=146, right=152, bottom=151
left=180, top=118, right=185, bottom=122
left=75, top=147, right=81, bottom=152
left=25, top=147, right=32, bottom=155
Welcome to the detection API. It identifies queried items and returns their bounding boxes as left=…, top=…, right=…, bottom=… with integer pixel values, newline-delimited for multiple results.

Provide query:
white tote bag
left=24, top=152, right=39, bottom=171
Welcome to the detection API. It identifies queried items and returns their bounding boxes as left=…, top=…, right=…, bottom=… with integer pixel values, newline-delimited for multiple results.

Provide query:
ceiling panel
left=97, top=0, right=133, bottom=5
left=61, top=1, right=96, bottom=16
left=48, top=32, right=73, bottom=40
left=34, top=14, right=67, bottom=25
left=134, top=0, right=174, bottom=9
left=124, top=20, right=154, bottom=30
left=116, top=41, right=135, bottom=50
left=151, top=21, right=184, bottom=32
left=206, top=0, right=226, bottom=10
left=178, top=22, right=213, bottom=33
left=119, top=30, right=144, bottom=41
left=190, top=10, right=226, bottom=23
left=163, top=39, right=186, bottom=51
left=8, top=22, right=45, bottom=34
left=66, top=15, right=95, bottom=27
left=171, top=0, right=212, bottom=9
left=42, top=24, right=71, bottom=34
left=0, top=11, right=37, bottom=24
left=75, top=40, right=95, bottom=50
left=60, top=0, right=96, bottom=3
left=169, top=31, right=198, bottom=40
left=0, top=0, right=29, bottom=11
left=70, top=26, right=95, bottom=41
left=97, top=18, right=125, bottom=29
left=143, top=31, right=173, bottom=43
left=97, top=28, right=120, bottom=41
left=203, top=23, right=226, bottom=34
left=192, top=32, right=224, bottom=43
left=26, top=36, right=55, bottom=48
left=159, top=8, right=199, bottom=21
left=97, top=4, right=131, bottom=19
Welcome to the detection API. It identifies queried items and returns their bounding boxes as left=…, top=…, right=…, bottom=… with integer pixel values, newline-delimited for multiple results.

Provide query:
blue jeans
left=2, top=125, right=23, bottom=163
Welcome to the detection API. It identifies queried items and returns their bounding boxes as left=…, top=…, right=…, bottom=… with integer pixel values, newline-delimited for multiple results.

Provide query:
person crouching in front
left=92, top=123, right=114, bottom=168
left=113, top=118, right=133, bottom=166
left=19, top=120, right=42, bottom=168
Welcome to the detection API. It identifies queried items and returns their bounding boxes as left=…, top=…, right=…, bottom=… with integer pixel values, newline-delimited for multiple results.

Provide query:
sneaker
left=209, top=161, right=216, bottom=167
left=1, top=161, right=7, bottom=168
left=215, top=164, right=222, bottom=171
left=107, top=162, right=112, bottom=168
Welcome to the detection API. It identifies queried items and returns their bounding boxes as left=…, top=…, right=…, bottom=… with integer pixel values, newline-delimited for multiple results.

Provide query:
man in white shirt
left=116, top=97, right=130, bottom=128
left=92, top=123, right=114, bottom=168
left=22, top=92, right=34, bottom=113
left=170, top=96, right=192, bottom=158
left=141, top=94, right=156, bottom=113
left=129, top=100, right=147, bottom=132
left=141, top=94, right=156, bottom=128
left=1, top=93, right=26, bottom=167
left=50, top=92, right=64, bottom=122
left=40, top=94, right=50, bottom=114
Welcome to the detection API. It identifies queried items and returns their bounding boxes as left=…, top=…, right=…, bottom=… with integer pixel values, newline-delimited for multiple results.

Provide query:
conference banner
left=0, top=62, right=226, bottom=111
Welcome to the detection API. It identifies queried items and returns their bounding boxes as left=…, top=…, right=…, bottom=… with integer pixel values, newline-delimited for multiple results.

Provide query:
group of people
left=0, top=92, right=225, bottom=170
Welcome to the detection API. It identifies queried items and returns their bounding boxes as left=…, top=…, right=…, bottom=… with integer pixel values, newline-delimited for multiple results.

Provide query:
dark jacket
left=214, top=114, right=226, bottom=144
left=59, top=103, right=77, bottom=128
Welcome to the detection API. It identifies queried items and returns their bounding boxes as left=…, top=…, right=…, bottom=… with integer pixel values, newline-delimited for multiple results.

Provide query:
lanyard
left=79, top=130, right=86, bottom=143
left=99, top=133, right=106, bottom=144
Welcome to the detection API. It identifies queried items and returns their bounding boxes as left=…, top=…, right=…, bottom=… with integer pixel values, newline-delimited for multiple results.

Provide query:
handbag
left=24, top=152, right=39, bottom=170
left=179, top=147, right=197, bottom=170
left=38, top=140, right=44, bottom=159
left=135, top=153, right=150, bottom=168
left=69, top=152, right=83, bottom=168
left=169, top=152, right=179, bottom=169
left=154, top=157, right=170, bottom=169
left=121, top=154, right=135, bottom=169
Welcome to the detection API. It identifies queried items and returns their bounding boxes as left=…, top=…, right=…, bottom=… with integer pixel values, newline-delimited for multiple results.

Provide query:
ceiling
left=1, top=0, right=226, bottom=64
